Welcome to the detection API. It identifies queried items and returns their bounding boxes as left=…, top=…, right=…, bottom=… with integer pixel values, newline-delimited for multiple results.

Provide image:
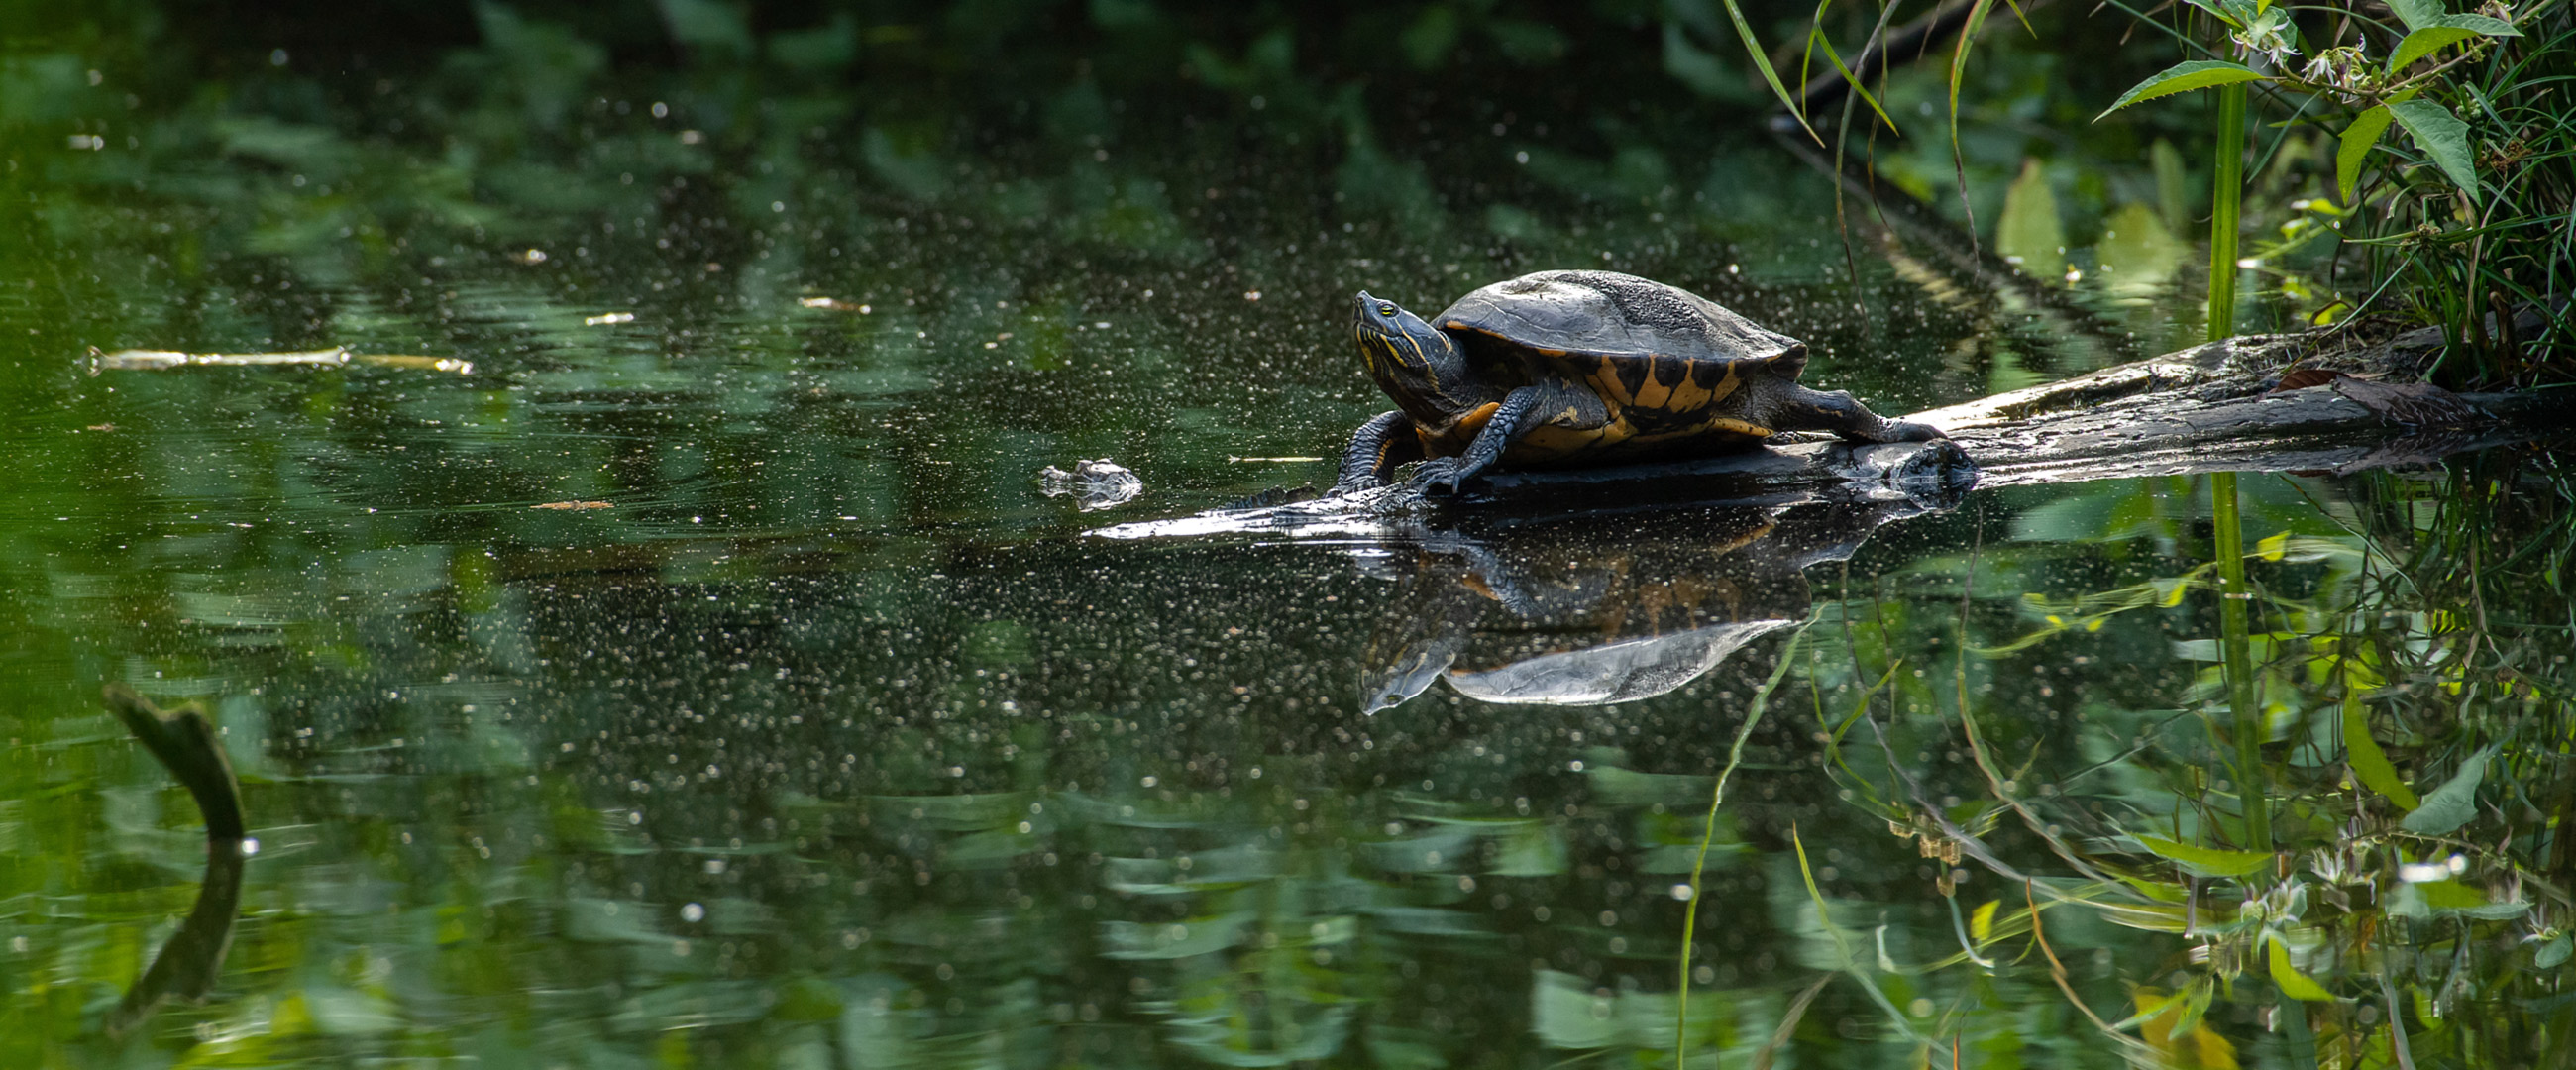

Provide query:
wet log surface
left=1094, top=321, right=2573, bottom=540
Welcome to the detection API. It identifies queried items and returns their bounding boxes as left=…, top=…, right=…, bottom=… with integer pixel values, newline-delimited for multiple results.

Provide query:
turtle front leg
left=1420, top=381, right=1606, bottom=496
left=1336, top=410, right=1428, bottom=492
left=1775, top=384, right=1946, bottom=443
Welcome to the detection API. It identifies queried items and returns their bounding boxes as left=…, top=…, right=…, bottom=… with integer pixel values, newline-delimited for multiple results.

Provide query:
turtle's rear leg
left=1336, top=410, right=1428, bottom=492
left=1777, top=384, right=1945, bottom=443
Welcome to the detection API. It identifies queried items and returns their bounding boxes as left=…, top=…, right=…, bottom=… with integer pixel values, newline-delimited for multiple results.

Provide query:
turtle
left=1336, top=269, right=1944, bottom=494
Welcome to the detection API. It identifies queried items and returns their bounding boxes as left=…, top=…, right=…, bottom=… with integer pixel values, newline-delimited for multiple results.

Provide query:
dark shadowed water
left=5, top=18, right=2571, bottom=1068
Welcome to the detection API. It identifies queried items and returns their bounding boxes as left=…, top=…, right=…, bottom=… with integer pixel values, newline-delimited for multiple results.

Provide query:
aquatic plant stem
left=2206, top=82, right=2246, bottom=339
left=2211, top=472, right=2268, bottom=852
left=1675, top=631, right=1804, bottom=1065
left=2203, top=78, right=2270, bottom=854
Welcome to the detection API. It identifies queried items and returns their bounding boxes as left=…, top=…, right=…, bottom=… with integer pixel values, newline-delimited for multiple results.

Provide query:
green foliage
left=2397, top=743, right=2494, bottom=834
left=2093, top=60, right=2269, bottom=120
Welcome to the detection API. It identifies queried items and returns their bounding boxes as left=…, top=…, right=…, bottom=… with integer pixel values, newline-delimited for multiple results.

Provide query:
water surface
left=4, top=30, right=2568, bottom=1069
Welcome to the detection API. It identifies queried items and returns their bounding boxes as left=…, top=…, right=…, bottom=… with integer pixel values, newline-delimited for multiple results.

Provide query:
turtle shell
left=1437, top=270, right=1806, bottom=418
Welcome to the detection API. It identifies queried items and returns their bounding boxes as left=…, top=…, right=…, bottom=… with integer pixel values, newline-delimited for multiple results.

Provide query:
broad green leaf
left=2387, top=16, right=2518, bottom=74
left=2385, top=0, right=2445, bottom=32
left=2400, top=744, right=2495, bottom=834
left=2388, top=98, right=2481, bottom=204
left=2135, top=833, right=2273, bottom=878
left=2538, top=935, right=2573, bottom=969
left=2267, top=936, right=2333, bottom=1001
left=2096, top=60, right=2270, bottom=121
left=2342, top=695, right=2420, bottom=809
left=2389, top=28, right=2477, bottom=72
left=2442, top=12, right=2523, bottom=36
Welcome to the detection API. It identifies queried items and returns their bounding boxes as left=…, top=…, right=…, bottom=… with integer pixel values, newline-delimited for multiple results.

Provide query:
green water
left=6, top=11, right=2572, bottom=1068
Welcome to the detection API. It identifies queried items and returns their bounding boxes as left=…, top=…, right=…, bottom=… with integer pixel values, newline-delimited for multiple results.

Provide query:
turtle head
left=1353, top=291, right=1474, bottom=420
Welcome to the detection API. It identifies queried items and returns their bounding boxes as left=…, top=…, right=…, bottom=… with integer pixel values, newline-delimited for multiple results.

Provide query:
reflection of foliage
left=1750, top=460, right=2576, bottom=1069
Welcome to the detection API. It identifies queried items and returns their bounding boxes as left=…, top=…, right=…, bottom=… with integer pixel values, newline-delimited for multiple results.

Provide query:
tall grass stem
left=1674, top=631, right=1804, bottom=1066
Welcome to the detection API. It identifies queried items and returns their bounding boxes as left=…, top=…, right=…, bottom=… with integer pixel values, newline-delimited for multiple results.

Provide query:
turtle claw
left=1887, top=420, right=1948, bottom=442
left=1411, top=458, right=1467, bottom=497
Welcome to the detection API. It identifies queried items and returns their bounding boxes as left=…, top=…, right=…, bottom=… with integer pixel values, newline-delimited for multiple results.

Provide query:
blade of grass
left=1946, top=0, right=1999, bottom=252
left=1676, top=628, right=1807, bottom=1063
left=1750, top=974, right=1835, bottom=1070
left=1792, top=825, right=1925, bottom=1041
left=1720, top=0, right=1823, bottom=144
left=2022, top=880, right=2152, bottom=1055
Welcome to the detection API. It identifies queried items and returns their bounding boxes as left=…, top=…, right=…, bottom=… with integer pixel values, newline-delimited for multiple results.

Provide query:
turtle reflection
left=1359, top=499, right=1934, bottom=710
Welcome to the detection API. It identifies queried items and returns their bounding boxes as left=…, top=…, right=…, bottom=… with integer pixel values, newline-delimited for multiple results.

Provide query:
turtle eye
left=1376, top=303, right=1397, bottom=317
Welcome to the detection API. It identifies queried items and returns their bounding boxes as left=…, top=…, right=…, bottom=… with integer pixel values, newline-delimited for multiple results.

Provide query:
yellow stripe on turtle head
left=1395, top=329, right=1439, bottom=391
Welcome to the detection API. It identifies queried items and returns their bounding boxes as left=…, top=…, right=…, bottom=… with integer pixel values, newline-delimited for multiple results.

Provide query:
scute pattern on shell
left=1444, top=269, right=1800, bottom=368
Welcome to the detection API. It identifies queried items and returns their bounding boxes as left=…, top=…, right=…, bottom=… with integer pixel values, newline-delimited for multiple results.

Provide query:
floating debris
left=360, top=355, right=475, bottom=373
left=531, top=500, right=614, bottom=510
left=515, top=248, right=549, bottom=265
left=584, top=312, right=636, bottom=326
left=1038, top=459, right=1143, bottom=512
left=800, top=297, right=872, bottom=313
left=87, top=347, right=473, bottom=374
left=91, top=347, right=347, bottom=372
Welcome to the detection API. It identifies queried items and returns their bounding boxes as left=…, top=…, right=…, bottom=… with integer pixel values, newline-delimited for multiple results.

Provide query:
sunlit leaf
left=2096, top=60, right=2270, bottom=121
left=2342, top=696, right=2421, bottom=809
left=2387, top=98, right=2481, bottom=205
left=2134, top=834, right=2272, bottom=878
left=1971, top=899, right=2000, bottom=941
left=2266, top=936, right=2333, bottom=1001
left=2400, top=744, right=2494, bottom=834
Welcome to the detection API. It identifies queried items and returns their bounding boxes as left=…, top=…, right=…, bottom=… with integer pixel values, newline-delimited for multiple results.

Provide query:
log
left=1091, top=324, right=2573, bottom=541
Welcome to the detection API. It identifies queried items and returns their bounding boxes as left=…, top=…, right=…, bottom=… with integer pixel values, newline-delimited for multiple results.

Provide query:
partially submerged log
left=1094, top=319, right=2572, bottom=540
